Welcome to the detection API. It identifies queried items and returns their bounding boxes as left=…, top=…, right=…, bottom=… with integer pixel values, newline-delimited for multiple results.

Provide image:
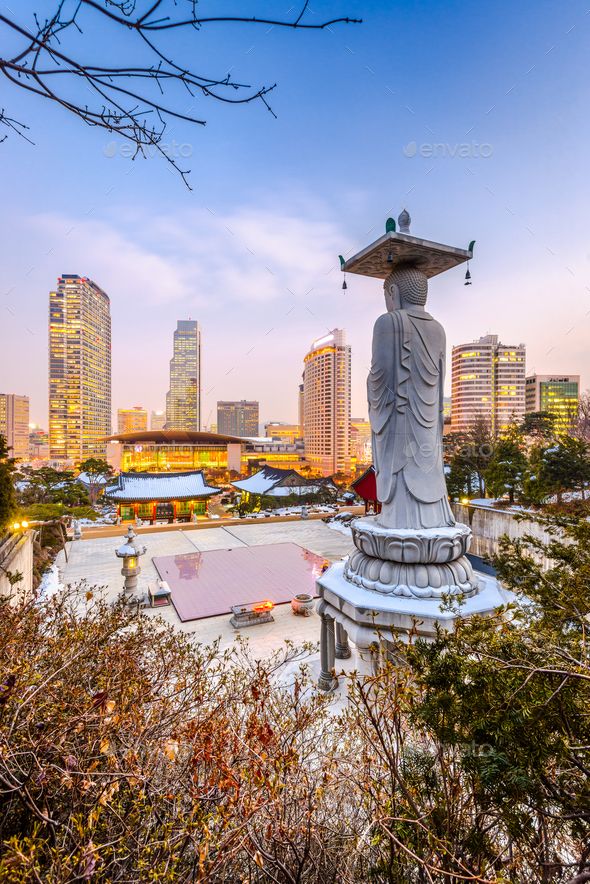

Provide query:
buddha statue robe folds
left=368, top=265, right=455, bottom=530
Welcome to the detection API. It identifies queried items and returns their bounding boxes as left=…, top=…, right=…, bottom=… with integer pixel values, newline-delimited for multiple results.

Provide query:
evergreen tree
left=484, top=431, right=528, bottom=504
left=527, top=435, right=590, bottom=503
left=79, top=458, right=113, bottom=504
left=0, top=434, right=17, bottom=530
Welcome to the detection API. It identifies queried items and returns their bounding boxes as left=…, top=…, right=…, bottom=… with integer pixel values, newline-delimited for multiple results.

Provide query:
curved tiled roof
left=105, top=470, right=221, bottom=502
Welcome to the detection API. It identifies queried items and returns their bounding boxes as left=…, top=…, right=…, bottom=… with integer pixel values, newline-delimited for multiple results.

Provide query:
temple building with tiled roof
left=104, top=470, right=220, bottom=523
left=232, top=466, right=337, bottom=500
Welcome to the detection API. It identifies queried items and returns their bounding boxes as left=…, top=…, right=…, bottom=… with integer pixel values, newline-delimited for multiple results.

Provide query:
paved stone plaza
left=56, top=521, right=359, bottom=673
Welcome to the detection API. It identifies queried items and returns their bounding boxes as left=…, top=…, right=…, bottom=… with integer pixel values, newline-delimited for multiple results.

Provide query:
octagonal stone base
left=316, top=562, right=512, bottom=690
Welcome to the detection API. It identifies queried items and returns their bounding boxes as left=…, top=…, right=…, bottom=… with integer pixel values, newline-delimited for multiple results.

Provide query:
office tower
left=264, top=422, right=302, bottom=444
left=302, top=328, right=351, bottom=475
left=49, top=274, right=111, bottom=461
left=150, top=410, right=166, bottom=431
left=29, top=425, right=49, bottom=460
left=0, top=393, right=30, bottom=461
left=117, top=406, right=148, bottom=434
left=298, top=382, right=304, bottom=438
left=525, top=374, right=580, bottom=432
left=350, top=417, right=371, bottom=464
left=166, top=320, right=201, bottom=431
left=451, top=334, right=525, bottom=435
left=217, top=400, right=259, bottom=437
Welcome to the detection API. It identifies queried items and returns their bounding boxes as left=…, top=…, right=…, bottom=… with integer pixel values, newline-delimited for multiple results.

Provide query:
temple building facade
left=104, top=470, right=220, bottom=522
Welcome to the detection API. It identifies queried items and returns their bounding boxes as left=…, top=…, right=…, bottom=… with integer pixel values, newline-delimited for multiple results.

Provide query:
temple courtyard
left=54, top=520, right=359, bottom=667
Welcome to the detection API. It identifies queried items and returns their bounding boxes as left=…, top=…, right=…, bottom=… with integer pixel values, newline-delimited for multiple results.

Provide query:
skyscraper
left=217, top=400, right=259, bottom=437
left=117, top=406, right=148, bottom=434
left=49, top=274, right=111, bottom=462
left=150, top=410, right=166, bottom=430
left=166, top=320, right=201, bottom=431
left=525, top=374, right=580, bottom=431
left=303, top=328, right=351, bottom=476
left=451, top=334, right=526, bottom=434
left=298, top=382, right=304, bottom=439
left=0, top=393, right=30, bottom=461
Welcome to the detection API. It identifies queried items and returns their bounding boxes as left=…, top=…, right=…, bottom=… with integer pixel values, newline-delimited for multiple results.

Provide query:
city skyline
left=2, top=2, right=589, bottom=430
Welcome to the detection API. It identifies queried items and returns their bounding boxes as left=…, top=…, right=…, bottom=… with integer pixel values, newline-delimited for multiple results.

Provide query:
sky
left=1, top=0, right=589, bottom=430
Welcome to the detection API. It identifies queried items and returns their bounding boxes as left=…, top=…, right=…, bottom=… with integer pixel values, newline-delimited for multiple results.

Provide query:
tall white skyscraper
left=166, top=320, right=201, bottom=431
left=303, top=328, right=351, bottom=475
left=451, top=334, right=526, bottom=434
left=49, top=274, right=111, bottom=462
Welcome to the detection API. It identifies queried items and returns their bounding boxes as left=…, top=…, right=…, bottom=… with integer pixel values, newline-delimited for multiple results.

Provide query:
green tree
left=484, top=432, right=528, bottom=504
left=520, top=409, right=557, bottom=443
left=0, top=434, right=17, bottom=530
left=527, top=436, right=590, bottom=504
left=79, top=458, right=113, bottom=504
left=16, top=467, right=90, bottom=507
left=444, top=417, right=494, bottom=498
left=342, top=511, right=590, bottom=882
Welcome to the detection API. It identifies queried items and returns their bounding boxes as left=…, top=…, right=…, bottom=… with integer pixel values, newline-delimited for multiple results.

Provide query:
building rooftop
left=233, top=466, right=323, bottom=497
left=105, top=470, right=221, bottom=502
left=105, top=429, right=245, bottom=445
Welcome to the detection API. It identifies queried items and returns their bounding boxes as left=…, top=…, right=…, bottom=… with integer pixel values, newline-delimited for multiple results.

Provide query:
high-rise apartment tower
left=302, top=328, right=351, bottom=475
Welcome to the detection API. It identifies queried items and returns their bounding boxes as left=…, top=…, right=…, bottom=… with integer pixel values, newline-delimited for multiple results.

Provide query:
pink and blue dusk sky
left=1, top=0, right=589, bottom=429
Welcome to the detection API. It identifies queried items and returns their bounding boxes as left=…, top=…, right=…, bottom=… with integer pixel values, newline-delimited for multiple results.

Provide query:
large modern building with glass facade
left=217, top=400, right=259, bottom=437
left=117, top=406, right=148, bottom=434
left=166, top=320, right=201, bottom=431
left=302, top=328, right=351, bottom=476
left=106, top=430, right=306, bottom=475
left=49, top=274, right=111, bottom=462
left=0, top=393, right=29, bottom=461
left=451, top=334, right=526, bottom=434
left=525, top=374, right=580, bottom=431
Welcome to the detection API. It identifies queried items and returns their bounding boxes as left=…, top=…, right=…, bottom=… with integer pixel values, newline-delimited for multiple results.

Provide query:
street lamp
left=115, top=526, right=147, bottom=599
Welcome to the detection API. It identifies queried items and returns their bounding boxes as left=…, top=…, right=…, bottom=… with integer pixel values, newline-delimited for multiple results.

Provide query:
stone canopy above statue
left=342, top=226, right=473, bottom=280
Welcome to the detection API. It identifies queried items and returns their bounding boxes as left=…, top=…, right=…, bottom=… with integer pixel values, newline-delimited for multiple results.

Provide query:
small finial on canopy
left=398, top=208, right=411, bottom=233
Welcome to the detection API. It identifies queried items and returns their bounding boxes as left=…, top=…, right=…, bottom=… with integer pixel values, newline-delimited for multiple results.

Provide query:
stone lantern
left=115, top=526, right=147, bottom=598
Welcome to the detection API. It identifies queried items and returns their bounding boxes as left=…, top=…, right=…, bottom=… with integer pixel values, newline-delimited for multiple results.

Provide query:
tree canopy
left=1, top=510, right=589, bottom=881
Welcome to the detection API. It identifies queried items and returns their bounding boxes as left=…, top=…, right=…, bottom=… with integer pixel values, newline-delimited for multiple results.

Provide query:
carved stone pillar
left=318, top=613, right=337, bottom=691
left=335, top=621, right=351, bottom=659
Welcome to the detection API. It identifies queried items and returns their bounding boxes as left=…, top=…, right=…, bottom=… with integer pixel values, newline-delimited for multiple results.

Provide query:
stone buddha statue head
left=384, top=263, right=428, bottom=312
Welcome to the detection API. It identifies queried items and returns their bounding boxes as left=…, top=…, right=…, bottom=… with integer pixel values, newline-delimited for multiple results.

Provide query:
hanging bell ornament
left=342, top=276, right=348, bottom=291
left=464, top=265, right=472, bottom=286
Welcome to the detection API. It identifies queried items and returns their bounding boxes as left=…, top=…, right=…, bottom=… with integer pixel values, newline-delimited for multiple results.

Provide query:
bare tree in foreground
left=0, top=0, right=360, bottom=186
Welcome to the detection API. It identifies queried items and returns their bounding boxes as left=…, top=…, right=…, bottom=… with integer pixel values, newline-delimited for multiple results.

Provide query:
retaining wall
left=0, top=530, right=35, bottom=603
left=452, top=503, right=553, bottom=569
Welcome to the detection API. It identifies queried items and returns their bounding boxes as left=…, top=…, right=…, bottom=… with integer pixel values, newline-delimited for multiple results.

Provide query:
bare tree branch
left=0, top=1, right=361, bottom=187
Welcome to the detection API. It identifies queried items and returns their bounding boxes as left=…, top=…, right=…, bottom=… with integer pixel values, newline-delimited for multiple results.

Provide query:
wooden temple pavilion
left=104, top=471, right=221, bottom=523
left=350, top=465, right=382, bottom=515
